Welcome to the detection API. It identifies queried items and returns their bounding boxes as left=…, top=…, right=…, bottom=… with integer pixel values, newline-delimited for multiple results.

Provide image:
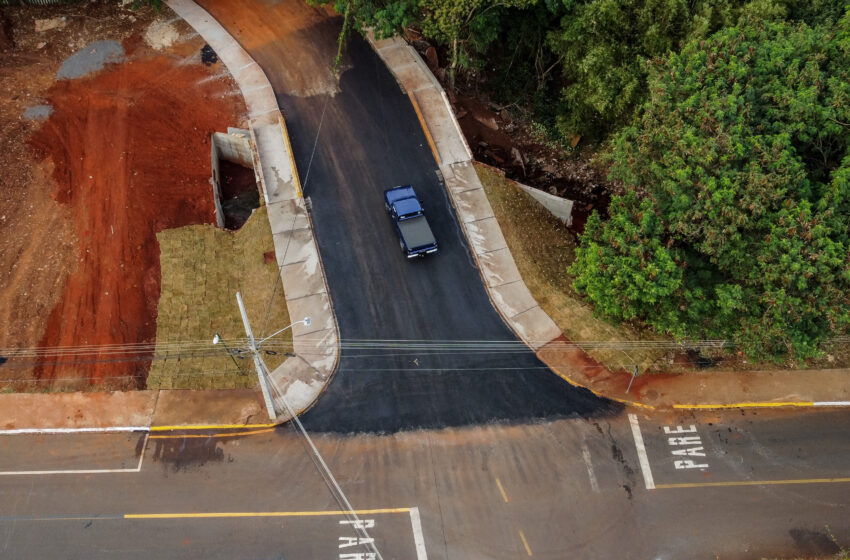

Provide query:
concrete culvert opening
left=211, top=129, right=261, bottom=230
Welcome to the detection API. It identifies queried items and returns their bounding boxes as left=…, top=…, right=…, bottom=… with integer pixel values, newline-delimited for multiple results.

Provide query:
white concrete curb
left=166, top=0, right=340, bottom=422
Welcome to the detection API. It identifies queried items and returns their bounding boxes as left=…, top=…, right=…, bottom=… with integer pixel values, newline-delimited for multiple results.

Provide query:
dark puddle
left=789, top=528, right=840, bottom=556
left=150, top=437, right=232, bottom=472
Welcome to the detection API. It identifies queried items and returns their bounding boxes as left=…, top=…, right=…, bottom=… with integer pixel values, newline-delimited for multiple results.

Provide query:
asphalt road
left=0, top=409, right=847, bottom=559
left=255, top=15, right=612, bottom=432
left=3, top=2, right=847, bottom=559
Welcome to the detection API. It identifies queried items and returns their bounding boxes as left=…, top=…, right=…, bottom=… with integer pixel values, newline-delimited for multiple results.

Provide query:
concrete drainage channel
left=210, top=129, right=261, bottom=230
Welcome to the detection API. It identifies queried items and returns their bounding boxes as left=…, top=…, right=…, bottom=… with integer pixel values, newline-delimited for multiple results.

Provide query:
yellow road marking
left=408, top=91, right=440, bottom=165
left=494, top=477, right=510, bottom=503
left=149, top=428, right=274, bottom=440
left=150, top=423, right=277, bottom=431
left=657, top=477, right=850, bottom=489
left=674, top=402, right=814, bottom=410
left=518, top=529, right=533, bottom=556
left=125, top=508, right=411, bottom=519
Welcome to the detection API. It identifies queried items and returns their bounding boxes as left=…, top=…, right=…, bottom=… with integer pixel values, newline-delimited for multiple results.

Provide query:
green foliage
left=547, top=0, right=849, bottom=140
left=312, top=0, right=536, bottom=86
left=547, top=0, right=741, bottom=139
left=132, top=0, right=162, bottom=10
left=481, top=2, right=565, bottom=127
left=570, top=15, right=850, bottom=361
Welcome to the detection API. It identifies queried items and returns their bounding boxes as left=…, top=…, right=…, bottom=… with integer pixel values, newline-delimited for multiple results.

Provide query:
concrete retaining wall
left=210, top=129, right=260, bottom=229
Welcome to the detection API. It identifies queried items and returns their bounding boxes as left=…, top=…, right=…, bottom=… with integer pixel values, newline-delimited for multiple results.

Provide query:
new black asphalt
left=269, top=22, right=618, bottom=433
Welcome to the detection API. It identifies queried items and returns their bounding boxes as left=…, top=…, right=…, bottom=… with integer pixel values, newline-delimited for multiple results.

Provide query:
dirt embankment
left=0, top=4, right=247, bottom=390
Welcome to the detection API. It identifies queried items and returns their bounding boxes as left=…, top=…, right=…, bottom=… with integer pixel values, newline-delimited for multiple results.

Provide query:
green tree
left=420, top=0, right=537, bottom=88
left=570, top=14, right=850, bottom=361
left=547, top=0, right=848, bottom=140
left=315, top=0, right=535, bottom=88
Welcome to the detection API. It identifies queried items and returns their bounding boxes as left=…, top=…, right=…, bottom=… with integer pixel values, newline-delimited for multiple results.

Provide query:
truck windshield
left=394, top=198, right=422, bottom=219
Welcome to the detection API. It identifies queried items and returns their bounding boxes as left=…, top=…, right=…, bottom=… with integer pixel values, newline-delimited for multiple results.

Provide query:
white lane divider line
left=628, top=414, right=655, bottom=490
left=408, top=506, right=428, bottom=560
left=580, top=441, right=600, bottom=493
left=0, top=432, right=149, bottom=476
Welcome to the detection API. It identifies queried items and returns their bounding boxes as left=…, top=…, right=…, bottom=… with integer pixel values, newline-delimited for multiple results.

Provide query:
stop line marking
left=628, top=414, right=655, bottom=490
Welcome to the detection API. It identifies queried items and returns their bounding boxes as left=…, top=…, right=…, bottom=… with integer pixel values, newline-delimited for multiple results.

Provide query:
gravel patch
left=56, top=40, right=125, bottom=80
left=23, top=105, right=53, bottom=121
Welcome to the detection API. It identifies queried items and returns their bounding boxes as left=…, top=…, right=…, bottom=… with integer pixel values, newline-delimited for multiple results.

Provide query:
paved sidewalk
left=167, top=0, right=338, bottom=421
left=368, top=32, right=850, bottom=412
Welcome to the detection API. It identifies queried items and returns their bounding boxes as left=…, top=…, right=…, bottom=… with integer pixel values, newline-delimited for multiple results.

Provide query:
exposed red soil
left=537, top=334, right=682, bottom=398
left=27, top=54, right=246, bottom=388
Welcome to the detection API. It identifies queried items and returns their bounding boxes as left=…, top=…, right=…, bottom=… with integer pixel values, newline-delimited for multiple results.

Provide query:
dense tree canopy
left=570, top=14, right=850, bottom=360
left=325, top=0, right=848, bottom=140
left=318, top=0, right=534, bottom=87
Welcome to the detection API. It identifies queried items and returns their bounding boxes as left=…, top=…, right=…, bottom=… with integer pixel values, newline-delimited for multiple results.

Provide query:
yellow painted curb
left=150, top=423, right=278, bottom=431
left=278, top=113, right=303, bottom=198
left=673, top=402, right=815, bottom=410
left=149, top=428, right=275, bottom=439
left=408, top=91, right=441, bottom=166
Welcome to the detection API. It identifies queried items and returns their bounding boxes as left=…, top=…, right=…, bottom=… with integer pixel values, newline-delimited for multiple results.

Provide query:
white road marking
left=628, top=414, right=655, bottom=490
left=0, top=427, right=149, bottom=436
left=408, top=507, right=428, bottom=560
left=580, top=442, right=600, bottom=493
left=814, top=401, right=850, bottom=407
left=663, top=425, right=697, bottom=434
left=136, top=431, right=149, bottom=472
left=0, top=432, right=148, bottom=476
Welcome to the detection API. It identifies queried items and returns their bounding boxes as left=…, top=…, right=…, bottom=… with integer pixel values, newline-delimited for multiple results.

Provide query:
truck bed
left=398, top=216, right=436, bottom=250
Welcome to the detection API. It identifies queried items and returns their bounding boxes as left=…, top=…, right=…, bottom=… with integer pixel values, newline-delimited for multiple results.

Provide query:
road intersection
left=0, top=0, right=847, bottom=558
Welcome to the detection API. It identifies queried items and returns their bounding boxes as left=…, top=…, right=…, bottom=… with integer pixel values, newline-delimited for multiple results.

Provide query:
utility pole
left=626, top=365, right=638, bottom=394
left=236, top=291, right=277, bottom=420
left=232, top=294, right=380, bottom=558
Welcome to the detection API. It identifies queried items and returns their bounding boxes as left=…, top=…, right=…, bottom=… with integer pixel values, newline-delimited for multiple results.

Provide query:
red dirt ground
left=27, top=52, right=246, bottom=389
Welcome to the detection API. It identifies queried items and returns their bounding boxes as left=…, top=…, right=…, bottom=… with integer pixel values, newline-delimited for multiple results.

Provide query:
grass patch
left=474, top=162, right=671, bottom=372
left=147, top=205, right=290, bottom=390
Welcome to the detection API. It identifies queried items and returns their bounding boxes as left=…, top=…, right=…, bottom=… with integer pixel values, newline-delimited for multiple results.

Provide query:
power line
left=2, top=337, right=845, bottom=370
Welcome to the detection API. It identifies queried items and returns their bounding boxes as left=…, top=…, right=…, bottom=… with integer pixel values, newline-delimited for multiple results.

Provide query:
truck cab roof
left=385, top=185, right=423, bottom=219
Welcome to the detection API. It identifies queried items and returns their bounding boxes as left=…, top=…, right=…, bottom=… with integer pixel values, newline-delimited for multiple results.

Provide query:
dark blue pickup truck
left=384, top=185, right=438, bottom=258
